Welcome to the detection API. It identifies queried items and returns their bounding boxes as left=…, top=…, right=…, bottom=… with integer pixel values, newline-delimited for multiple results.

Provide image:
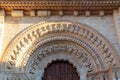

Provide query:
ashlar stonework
left=0, top=0, right=120, bottom=80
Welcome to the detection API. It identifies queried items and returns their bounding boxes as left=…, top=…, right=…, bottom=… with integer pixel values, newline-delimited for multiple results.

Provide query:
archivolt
left=1, top=20, right=120, bottom=72
left=26, top=42, right=96, bottom=75
left=27, top=53, right=87, bottom=80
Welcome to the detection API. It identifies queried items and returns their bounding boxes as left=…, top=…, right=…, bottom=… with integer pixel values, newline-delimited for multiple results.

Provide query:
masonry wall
left=2, top=15, right=120, bottom=55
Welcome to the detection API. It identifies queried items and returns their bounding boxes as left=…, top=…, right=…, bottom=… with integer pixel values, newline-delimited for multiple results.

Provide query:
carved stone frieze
left=0, top=1, right=120, bottom=16
left=22, top=35, right=104, bottom=70
left=27, top=44, right=95, bottom=75
left=26, top=53, right=87, bottom=80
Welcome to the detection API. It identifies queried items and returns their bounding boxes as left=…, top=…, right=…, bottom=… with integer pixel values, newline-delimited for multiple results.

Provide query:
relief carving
left=2, top=21, right=119, bottom=76
left=27, top=44, right=95, bottom=76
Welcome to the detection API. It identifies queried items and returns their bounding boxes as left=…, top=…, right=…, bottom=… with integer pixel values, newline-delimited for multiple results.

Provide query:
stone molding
left=0, top=1, right=119, bottom=10
left=24, top=35, right=104, bottom=70
left=0, top=1, right=120, bottom=16
left=27, top=44, right=95, bottom=75
left=26, top=53, right=87, bottom=80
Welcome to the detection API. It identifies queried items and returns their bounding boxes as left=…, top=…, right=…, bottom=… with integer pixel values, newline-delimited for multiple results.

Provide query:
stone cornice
left=0, top=1, right=119, bottom=10
left=0, top=1, right=120, bottom=15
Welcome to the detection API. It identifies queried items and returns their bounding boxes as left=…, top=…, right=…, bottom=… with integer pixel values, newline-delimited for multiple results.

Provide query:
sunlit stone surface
left=0, top=0, right=120, bottom=80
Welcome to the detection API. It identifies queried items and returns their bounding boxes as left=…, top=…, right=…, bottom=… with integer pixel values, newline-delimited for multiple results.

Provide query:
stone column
left=113, top=9, right=120, bottom=46
left=80, top=68, right=87, bottom=80
left=0, top=10, right=5, bottom=79
left=0, top=9, right=5, bottom=56
left=110, top=68, right=120, bottom=80
left=35, top=70, right=42, bottom=80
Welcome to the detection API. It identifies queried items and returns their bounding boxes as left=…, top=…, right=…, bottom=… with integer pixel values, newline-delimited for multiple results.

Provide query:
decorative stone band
left=0, top=9, right=108, bottom=17
left=27, top=44, right=95, bottom=75
left=1, top=20, right=120, bottom=73
left=87, top=69, right=110, bottom=80
left=27, top=53, right=87, bottom=80
left=0, top=1, right=119, bottom=10
left=0, top=1, right=120, bottom=16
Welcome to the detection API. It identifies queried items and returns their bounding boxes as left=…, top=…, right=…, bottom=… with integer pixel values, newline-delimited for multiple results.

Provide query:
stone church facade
left=0, top=0, right=120, bottom=80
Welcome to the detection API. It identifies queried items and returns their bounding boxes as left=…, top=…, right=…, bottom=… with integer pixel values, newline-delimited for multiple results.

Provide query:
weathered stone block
left=37, top=10, right=51, bottom=17
left=0, top=10, right=5, bottom=16
left=73, top=10, right=79, bottom=16
left=30, top=10, right=35, bottom=16
left=11, top=10, right=23, bottom=17
left=59, top=10, right=63, bottom=16
left=99, top=11, right=104, bottom=16
left=85, top=11, right=90, bottom=17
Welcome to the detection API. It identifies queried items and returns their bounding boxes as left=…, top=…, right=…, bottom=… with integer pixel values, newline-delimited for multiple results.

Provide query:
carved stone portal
left=1, top=20, right=120, bottom=80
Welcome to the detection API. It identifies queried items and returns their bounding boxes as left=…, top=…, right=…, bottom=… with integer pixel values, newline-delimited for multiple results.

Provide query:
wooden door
left=42, top=61, right=79, bottom=80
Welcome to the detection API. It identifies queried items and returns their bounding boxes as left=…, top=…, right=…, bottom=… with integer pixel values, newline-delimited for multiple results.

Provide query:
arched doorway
left=1, top=21, right=120, bottom=80
left=42, top=61, right=79, bottom=80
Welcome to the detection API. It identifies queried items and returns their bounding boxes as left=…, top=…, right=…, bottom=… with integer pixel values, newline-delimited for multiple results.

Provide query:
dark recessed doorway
left=42, top=61, right=79, bottom=80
